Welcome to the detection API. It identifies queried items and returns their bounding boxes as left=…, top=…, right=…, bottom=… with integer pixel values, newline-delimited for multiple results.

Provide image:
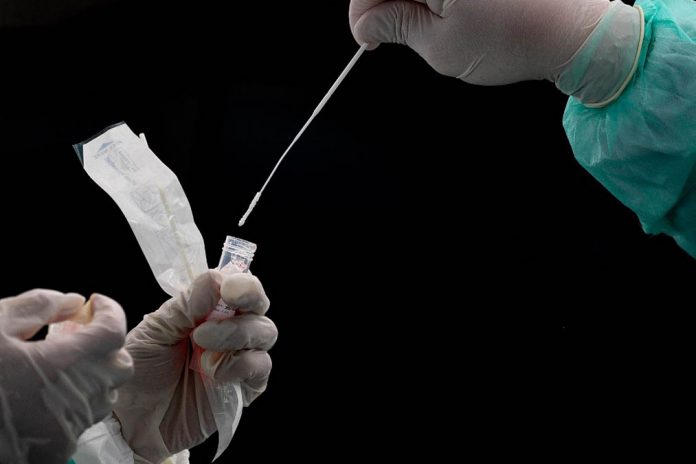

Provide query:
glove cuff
left=71, top=414, right=134, bottom=463
left=555, top=1, right=643, bottom=107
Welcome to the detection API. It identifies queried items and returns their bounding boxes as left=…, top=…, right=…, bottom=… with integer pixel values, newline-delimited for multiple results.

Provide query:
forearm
left=554, top=0, right=643, bottom=104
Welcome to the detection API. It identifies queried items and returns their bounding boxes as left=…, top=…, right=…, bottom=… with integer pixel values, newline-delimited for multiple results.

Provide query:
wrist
left=555, top=1, right=643, bottom=106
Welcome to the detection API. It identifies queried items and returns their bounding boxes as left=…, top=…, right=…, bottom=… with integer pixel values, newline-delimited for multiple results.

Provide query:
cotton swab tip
left=238, top=191, right=262, bottom=227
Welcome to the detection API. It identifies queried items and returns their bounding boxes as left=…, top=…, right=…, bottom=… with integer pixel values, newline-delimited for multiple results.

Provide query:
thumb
left=0, top=289, right=85, bottom=340
left=58, top=293, right=129, bottom=357
left=352, top=0, right=439, bottom=49
left=136, top=270, right=222, bottom=344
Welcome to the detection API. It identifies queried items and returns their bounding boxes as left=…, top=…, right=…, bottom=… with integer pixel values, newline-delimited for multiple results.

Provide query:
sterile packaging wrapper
left=69, top=122, right=240, bottom=461
left=73, top=122, right=208, bottom=295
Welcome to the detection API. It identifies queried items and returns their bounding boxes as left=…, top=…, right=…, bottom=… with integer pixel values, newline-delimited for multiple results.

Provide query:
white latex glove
left=0, top=290, right=133, bottom=464
left=349, top=0, right=612, bottom=85
left=113, top=270, right=277, bottom=464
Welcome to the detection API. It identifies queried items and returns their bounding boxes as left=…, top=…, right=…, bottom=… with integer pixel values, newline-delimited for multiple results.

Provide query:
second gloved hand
left=349, top=0, right=612, bottom=85
left=113, top=271, right=277, bottom=464
left=0, top=290, right=133, bottom=464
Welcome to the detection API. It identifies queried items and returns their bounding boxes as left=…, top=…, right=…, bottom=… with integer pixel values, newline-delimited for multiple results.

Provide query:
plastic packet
left=67, top=122, right=237, bottom=460
left=73, top=122, right=207, bottom=295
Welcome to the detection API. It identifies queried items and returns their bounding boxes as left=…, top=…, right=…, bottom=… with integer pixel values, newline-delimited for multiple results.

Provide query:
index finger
left=221, top=274, right=270, bottom=316
left=349, top=0, right=390, bottom=30
left=0, top=289, right=85, bottom=340
left=350, top=0, right=453, bottom=30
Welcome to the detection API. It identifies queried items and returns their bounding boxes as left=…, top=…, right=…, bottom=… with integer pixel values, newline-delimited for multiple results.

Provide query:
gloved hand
left=113, top=270, right=277, bottom=463
left=0, top=290, right=133, bottom=464
left=349, top=0, right=611, bottom=85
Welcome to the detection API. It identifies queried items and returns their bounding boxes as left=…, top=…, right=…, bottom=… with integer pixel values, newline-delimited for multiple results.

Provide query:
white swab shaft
left=238, top=43, right=368, bottom=227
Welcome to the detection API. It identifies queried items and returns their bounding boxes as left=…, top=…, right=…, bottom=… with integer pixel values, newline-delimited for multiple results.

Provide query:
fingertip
left=204, top=349, right=272, bottom=385
left=356, top=38, right=380, bottom=51
left=353, top=1, right=436, bottom=49
left=191, top=320, right=225, bottom=350
left=3, top=289, right=86, bottom=326
left=53, top=292, right=87, bottom=321
left=81, top=293, right=128, bottom=350
left=221, top=273, right=254, bottom=301
left=353, top=14, right=383, bottom=49
left=198, top=270, right=224, bottom=297
left=191, top=269, right=223, bottom=292
left=221, top=274, right=270, bottom=315
left=89, top=293, right=125, bottom=322
left=88, top=292, right=107, bottom=305
left=62, top=292, right=87, bottom=307
left=351, top=23, right=379, bottom=50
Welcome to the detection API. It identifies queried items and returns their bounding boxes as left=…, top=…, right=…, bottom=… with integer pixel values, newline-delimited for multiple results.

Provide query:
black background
left=0, top=0, right=693, bottom=460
